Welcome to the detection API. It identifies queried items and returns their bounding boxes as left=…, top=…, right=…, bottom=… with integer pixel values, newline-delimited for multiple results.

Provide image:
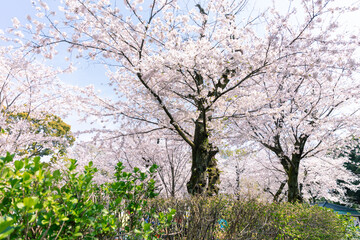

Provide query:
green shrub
left=145, top=196, right=356, bottom=239
left=0, top=153, right=165, bottom=239
left=268, top=202, right=350, bottom=240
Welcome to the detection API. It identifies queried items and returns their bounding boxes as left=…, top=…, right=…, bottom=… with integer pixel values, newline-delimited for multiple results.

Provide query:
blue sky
left=0, top=0, right=110, bottom=87
left=0, top=1, right=35, bottom=30
left=0, top=1, right=113, bottom=133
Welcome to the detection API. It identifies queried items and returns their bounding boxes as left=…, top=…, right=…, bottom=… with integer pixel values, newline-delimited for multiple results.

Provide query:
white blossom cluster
left=0, top=45, right=73, bottom=158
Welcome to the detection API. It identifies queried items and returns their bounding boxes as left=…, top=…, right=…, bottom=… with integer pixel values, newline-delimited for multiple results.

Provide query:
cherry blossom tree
left=18, top=0, right=270, bottom=195
left=0, top=45, right=74, bottom=158
left=221, top=148, right=356, bottom=203
left=66, top=136, right=190, bottom=197
left=223, top=0, right=360, bottom=201
left=10, top=0, right=360, bottom=196
left=116, top=136, right=191, bottom=197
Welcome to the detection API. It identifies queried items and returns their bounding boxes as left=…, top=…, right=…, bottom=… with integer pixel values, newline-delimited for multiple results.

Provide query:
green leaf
left=14, top=160, right=24, bottom=171
left=1, top=153, right=14, bottom=164
left=16, top=202, right=25, bottom=209
left=169, top=208, right=176, bottom=215
left=68, top=159, right=78, bottom=171
left=41, top=219, right=49, bottom=225
left=149, top=164, right=158, bottom=173
left=0, top=216, right=14, bottom=239
left=0, top=227, right=14, bottom=239
left=53, top=169, right=61, bottom=179
left=23, top=172, right=31, bottom=181
left=23, top=197, right=39, bottom=209
left=29, top=214, right=37, bottom=223
left=142, top=222, right=152, bottom=232
left=33, top=156, right=41, bottom=170
left=60, top=216, right=69, bottom=221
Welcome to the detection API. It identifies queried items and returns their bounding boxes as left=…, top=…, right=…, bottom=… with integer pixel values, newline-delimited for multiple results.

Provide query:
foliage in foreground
left=145, top=197, right=359, bottom=240
left=0, top=153, right=164, bottom=239
left=0, top=153, right=358, bottom=239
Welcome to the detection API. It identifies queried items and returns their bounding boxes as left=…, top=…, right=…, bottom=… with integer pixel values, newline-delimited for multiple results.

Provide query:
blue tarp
left=312, top=201, right=360, bottom=217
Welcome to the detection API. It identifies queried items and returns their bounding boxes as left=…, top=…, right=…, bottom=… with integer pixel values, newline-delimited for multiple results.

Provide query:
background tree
left=335, top=138, right=360, bottom=206
left=225, top=0, right=360, bottom=202
left=0, top=45, right=74, bottom=158
left=67, top=137, right=190, bottom=197
left=127, top=137, right=191, bottom=197
left=4, top=111, right=75, bottom=159
left=217, top=146, right=355, bottom=203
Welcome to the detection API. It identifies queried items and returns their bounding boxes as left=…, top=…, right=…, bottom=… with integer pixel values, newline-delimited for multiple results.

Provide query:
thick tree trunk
left=187, top=119, right=219, bottom=195
left=286, top=156, right=302, bottom=203
left=264, top=134, right=307, bottom=203
left=207, top=156, right=220, bottom=195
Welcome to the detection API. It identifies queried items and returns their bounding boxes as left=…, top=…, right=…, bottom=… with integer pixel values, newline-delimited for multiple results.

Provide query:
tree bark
left=286, top=156, right=302, bottom=203
left=263, top=134, right=307, bottom=203
left=187, top=119, right=219, bottom=195
left=207, top=156, right=220, bottom=195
